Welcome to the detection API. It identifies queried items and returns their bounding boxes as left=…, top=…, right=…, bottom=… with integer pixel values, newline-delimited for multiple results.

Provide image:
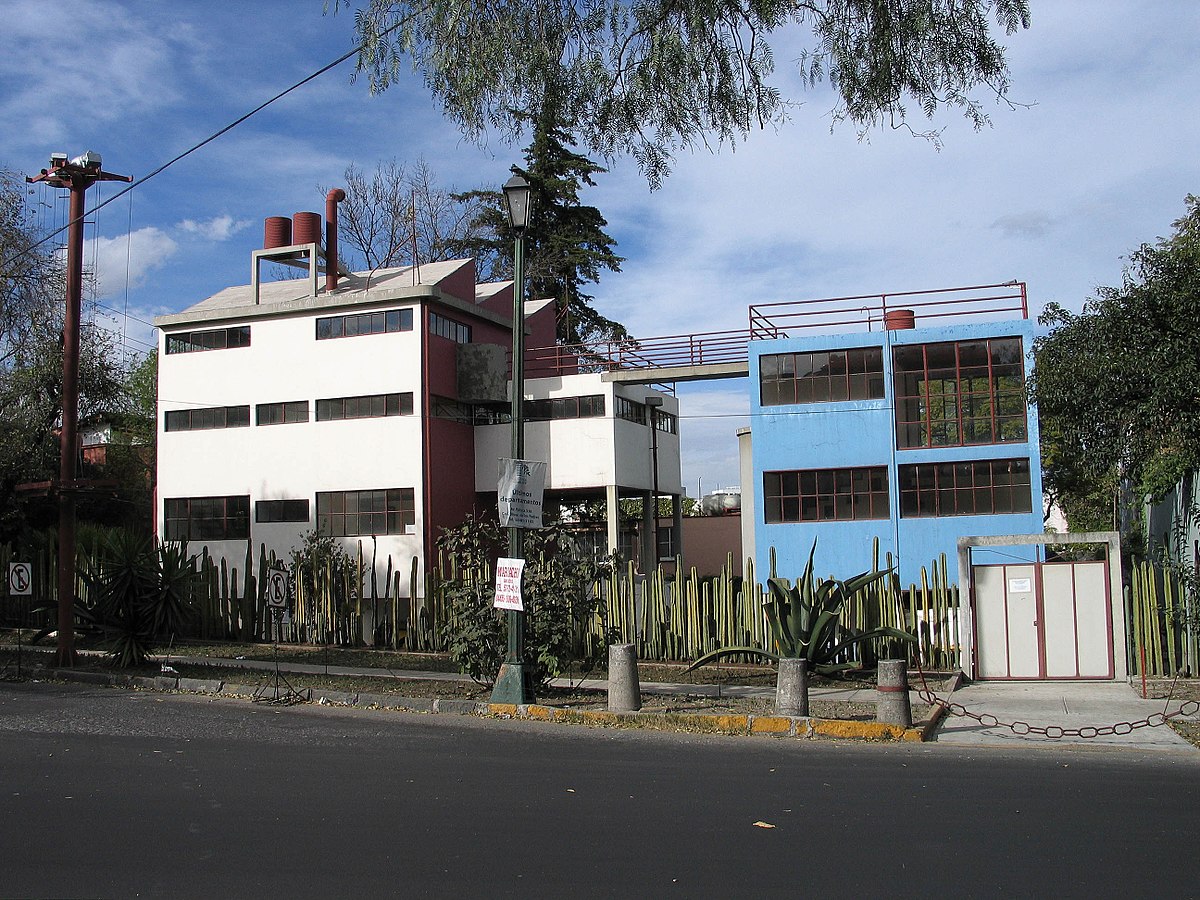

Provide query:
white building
left=154, top=213, right=681, bottom=596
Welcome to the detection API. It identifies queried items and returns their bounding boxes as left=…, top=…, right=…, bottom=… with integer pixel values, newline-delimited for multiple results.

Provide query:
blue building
left=743, top=286, right=1044, bottom=586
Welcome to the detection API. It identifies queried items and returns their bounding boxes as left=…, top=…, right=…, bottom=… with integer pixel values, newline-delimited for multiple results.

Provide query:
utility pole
left=26, top=152, right=131, bottom=667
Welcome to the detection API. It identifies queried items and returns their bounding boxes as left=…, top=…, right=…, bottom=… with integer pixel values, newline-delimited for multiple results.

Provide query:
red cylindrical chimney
left=292, top=211, right=322, bottom=245
left=884, top=309, right=916, bottom=330
left=263, top=216, right=291, bottom=249
left=325, top=188, right=345, bottom=293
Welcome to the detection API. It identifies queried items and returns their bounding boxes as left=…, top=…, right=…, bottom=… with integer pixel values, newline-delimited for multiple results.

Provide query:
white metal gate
left=972, top=560, right=1115, bottom=680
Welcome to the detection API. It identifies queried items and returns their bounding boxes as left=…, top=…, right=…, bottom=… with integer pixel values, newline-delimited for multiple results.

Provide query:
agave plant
left=688, top=541, right=915, bottom=675
left=82, top=531, right=200, bottom=668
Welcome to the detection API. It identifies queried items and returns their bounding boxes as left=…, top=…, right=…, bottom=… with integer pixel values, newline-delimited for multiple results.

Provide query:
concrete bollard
left=608, top=643, right=641, bottom=712
left=876, top=659, right=912, bottom=727
left=776, top=657, right=809, bottom=717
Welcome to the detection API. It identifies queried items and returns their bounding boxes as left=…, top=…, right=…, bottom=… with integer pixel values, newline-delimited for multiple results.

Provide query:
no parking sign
left=7, top=562, right=32, bottom=597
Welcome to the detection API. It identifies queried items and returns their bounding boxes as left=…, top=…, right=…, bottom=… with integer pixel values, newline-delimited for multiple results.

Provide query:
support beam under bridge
left=600, top=361, right=749, bottom=384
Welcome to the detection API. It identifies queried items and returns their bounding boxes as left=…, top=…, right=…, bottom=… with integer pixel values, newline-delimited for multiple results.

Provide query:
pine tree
left=453, top=99, right=627, bottom=346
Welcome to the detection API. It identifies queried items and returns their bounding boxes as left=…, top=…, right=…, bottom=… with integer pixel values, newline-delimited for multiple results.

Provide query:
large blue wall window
left=893, top=338, right=1027, bottom=449
left=899, top=458, right=1032, bottom=517
left=764, top=466, right=889, bottom=523
left=760, top=347, right=884, bottom=406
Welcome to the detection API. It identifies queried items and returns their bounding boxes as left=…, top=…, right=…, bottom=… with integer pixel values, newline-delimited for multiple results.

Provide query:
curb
left=483, top=703, right=925, bottom=741
left=31, top=665, right=931, bottom=742
left=920, top=670, right=965, bottom=742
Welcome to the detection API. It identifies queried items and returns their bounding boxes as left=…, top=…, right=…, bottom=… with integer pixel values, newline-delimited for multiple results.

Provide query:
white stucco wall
left=472, top=375, right=682, bottom=494
left=157, top=303, right=427, bottom=584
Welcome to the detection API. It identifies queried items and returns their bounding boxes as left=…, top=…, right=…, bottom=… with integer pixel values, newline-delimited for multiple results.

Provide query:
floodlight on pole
left=26, top=151, right=131, bottom=668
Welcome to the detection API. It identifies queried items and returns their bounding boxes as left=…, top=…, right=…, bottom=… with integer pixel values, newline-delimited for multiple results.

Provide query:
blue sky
left=3, top=1, right=1198, bottom=495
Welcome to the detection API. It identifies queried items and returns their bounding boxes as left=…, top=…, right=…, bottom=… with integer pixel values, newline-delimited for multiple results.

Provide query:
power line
left=2, top=10, right=416, bottom=272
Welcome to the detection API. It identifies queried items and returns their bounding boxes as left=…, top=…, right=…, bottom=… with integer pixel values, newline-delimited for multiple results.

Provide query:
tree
left=1, top=168, right=63, bottom=373
left=327, top=159, right=491, bottom=272
left=335, top=0, right=1031, bottom=187
left=1029, top=196, right=1200, bottom=537
left=452, top=98, right=628, bottom=345
left=0, top=167, right=139, bottom=540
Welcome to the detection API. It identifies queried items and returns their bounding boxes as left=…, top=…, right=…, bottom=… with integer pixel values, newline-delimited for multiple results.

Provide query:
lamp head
left=502, top=173, right=532, bottom=232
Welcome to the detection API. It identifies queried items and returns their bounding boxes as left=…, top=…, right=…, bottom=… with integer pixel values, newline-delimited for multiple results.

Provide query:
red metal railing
left=748, top=281, right=1027, bottom=340
left=524, top=282, right=1028, bottom=376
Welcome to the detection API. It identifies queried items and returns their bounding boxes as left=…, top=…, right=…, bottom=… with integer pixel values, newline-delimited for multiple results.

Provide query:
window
left=760, top=347, right=885, bottom=406
left=893, top=338, right=1027, bottom=449
left=164, top=495, right=250, bottom=541
left=657, top=524, right=677, bottom=560
left=525, top=395, right=606, bottom=421
left=164, top=405, right=251, bottom=432
left=615, top=396, right=648, bottom=425
left=653, top=409, right=678, bottom=435
left=316, top=308, right=413, bottom=340
left=898, top=458, right=1032, bottom=518
left=256, top=401, right=309, bottom=426
left=255, top=499, right=310, bottom=523
left=429, top=312, right=471, bottom=344
left=316, top=392, right=413, bottom=421
left=165, top=326, right=250, bottom=354
left=763, top=467, right=889, bottom=523
left=317, top=488, right=415, bottom=537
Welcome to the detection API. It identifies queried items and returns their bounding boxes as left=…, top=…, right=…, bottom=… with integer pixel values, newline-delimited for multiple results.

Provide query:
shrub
left=437, top=515, right=618, bottom=687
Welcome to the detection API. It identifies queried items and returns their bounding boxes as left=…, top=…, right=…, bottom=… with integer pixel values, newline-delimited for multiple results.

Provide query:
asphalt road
left=2, top=680, right=1198, bottom=899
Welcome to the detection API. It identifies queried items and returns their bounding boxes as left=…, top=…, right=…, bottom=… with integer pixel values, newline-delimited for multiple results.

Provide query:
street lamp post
left=645, top=396, right=664, bottom=566
left=491, top=173, right=536, bottom=705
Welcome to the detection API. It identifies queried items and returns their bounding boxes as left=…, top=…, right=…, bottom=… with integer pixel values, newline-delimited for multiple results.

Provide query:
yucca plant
left=688, top=541, right=915, bottom=675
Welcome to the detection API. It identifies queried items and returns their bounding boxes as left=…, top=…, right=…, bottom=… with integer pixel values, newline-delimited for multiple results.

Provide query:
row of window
left=761, top=347, right=886, bottom=405
left=763, top=458, right=1032, bottom=523
left=614, top=396, right=678, bottom=433
left=759, top=337, right=1029, bottom=451
left=164, top=392, right=671, bottom=432
left=430, top=312, right=472, bottom=344
left=316, top=308, right=413, bottom=340
left=165, top=307, right=466, bottom=354
left=525, top=395, right=605, bottom=421
left=163, top=488, right=417, bottom=541
left=164, top=393, right=415, bottom=432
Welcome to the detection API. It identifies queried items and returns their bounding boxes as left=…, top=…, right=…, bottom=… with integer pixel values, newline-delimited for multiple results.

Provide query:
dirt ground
left=1140, top=677, right=1200, bottom=748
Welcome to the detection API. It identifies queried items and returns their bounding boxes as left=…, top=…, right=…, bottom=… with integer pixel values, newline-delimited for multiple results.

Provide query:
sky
left=2, top=1, right=1198, bottom=496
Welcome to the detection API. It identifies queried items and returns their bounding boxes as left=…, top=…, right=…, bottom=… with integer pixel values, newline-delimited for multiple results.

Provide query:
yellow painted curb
left=749, top=716, right=794, bottom=735
left=812, top=718, right=923, bottom=742
left=488, top=703, right=519, bottom=717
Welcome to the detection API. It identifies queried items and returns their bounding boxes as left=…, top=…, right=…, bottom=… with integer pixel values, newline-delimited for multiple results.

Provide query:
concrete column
left=605, top=484, right=620, bottom=558
left=671, top=494, right=683, bottom=560
left=640, top=490, right=654, bottom=572
left=876, top=659, right=912, bottom=726
left=776, top=657, right=809, bottom=717
left=608, top=643, right=641, bottom=711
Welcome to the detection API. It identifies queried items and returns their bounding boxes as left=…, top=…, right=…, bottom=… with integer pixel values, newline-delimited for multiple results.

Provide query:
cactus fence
left=1127, top=558, right=1199, bottom=677
left=2, top=531, right=967, bottom=669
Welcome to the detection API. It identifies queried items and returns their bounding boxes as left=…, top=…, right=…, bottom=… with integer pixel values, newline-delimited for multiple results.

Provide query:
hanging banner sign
left=493, top=557, right=526, bottom=611
left=498, top=458, right=546, bottom=529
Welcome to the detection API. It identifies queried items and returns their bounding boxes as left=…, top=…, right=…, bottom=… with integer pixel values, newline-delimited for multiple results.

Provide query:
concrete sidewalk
left=932, top=680, right=1198, bottom=751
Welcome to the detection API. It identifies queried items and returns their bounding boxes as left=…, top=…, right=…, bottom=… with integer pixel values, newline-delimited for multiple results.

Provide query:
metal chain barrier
left=912, top=660, right=1200, bottom=740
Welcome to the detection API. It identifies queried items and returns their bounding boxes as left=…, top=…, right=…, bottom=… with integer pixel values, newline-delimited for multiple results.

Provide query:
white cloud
left=89, top=227, right=179, bottom=298
left=178, top=215, right=252, bottom=242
